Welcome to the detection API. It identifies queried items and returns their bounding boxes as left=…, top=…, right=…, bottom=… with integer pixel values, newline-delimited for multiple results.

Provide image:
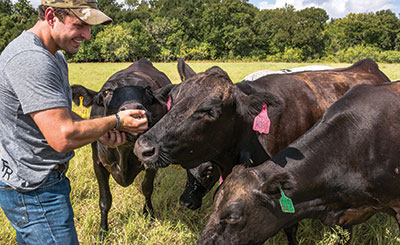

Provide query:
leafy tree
left=2, top=0, right=400, bottom=62
left=0, top=0, right=13, bottom=16
left=144, top=16, right=185, bottom=61
left=97, top=0, right=123, bottom=23
left=374, top=10, right=400, bottom=50
left=12, top=0, right=35, bottom=23
left=254, top=4, right=329, bottom=60
left=254, top=5, right=297, bottom=56
left=292, top=7, right=329, bottom=59
left=93, top=21, right=155, bottom=62
left=117, top=1, right=153, bottom=23
left=199, top=0, right=257, bottom=59
left=94, top=25, right=134, bottom=62
left=327, top=11, right=400, bottom=52
left=0, top=0, right=36, bottom=52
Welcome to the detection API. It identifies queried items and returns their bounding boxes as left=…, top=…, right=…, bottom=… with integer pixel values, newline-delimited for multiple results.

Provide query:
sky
left=25, top=0, right=400, bottom=19
left=248, top=0, right=400, bottom=19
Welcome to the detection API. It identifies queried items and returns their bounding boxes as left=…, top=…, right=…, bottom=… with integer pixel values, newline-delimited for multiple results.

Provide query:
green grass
left=68, top=61, right=400, bottom=88
left=1, top=61, right=400, bottom=245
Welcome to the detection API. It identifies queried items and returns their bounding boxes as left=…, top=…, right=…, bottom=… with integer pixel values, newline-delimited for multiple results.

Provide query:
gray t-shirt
left=0, top=31, right=74, bottom=192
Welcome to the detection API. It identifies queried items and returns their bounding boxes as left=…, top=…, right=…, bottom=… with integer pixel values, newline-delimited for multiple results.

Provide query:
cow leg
left=93, top=160, right=112, bottom=241
left=284, top=224, right=298, bottom=245
left=141, top=168, right=157, bottom=219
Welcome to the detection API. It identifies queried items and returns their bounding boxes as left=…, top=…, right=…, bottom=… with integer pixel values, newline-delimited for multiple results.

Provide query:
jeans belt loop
left=52, top=161, right=69, bottom=172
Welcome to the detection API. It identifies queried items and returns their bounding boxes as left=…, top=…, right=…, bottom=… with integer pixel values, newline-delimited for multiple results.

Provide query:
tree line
left=1, top=0, right=400, bottom=63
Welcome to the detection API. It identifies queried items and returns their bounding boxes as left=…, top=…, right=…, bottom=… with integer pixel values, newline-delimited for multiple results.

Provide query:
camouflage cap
left=41, top=0, right=112, bottom=25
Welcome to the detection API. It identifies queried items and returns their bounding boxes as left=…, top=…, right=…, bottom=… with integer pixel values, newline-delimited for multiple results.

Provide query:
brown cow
left=199, top=81, right=400, bottom=244
left=134, top=58, right=390, bottom=244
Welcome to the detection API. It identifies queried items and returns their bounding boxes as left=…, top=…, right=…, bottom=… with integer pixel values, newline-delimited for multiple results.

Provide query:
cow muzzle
left=179, top=185, right=203, bottom=210
left=134, top=135, right=165, bottom=168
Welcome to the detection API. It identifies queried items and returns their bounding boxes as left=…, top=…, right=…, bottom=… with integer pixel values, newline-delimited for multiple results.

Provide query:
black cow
left=134, top=58, right=389, bottom=244
left=179, top=63, right=336, bottom=211
left=168, top=59, right=389, bottom=211
left=199, top=81, right=400, bottom=244
left=71, top=58, right=170, bottom=239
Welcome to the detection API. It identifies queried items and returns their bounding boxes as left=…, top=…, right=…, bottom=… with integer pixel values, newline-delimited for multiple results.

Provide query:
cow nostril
left=180, top=199, right=191, bottom=207
left=135, top=105, right=145, bottom=110
left=120, top=106, right=127, bottom=111
left=142, top=147, right=155, bottom=157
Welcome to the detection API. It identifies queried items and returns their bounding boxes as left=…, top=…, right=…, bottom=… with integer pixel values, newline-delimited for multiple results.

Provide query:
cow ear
left=260, top=172, right=293, bottom=196
left=144, top=85, right=153, bottom=98
left=71, top=85, right=98, bottom=107
left=234, top=87, right=283, bottom=122
left=205, top=66, right=232, bottom=83
left=177, top=57, right=196, bottom=82
left=153, top=84, right=176, bottom=104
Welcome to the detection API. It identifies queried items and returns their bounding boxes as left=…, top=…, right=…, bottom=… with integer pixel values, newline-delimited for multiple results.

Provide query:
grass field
left=1, top=61, right=400, bottom=245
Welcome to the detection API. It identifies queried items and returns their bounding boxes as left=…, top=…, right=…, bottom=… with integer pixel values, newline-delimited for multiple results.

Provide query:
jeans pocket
left=0, top=188, right=29, bottom=228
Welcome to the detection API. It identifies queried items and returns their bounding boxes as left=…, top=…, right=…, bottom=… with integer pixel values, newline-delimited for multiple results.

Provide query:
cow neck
left=237, top=126, right=271, bottom=167
left=211, top=122, right=270, bottom=178
left=266, top=125, right=353, bottom=222
left=252, top=158, right=327, bottom=225
left=212, top=148, right=239, bottom=179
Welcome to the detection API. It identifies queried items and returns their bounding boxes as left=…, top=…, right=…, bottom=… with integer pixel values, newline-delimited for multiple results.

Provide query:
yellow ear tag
left=75, top=96, right=89, bottom=119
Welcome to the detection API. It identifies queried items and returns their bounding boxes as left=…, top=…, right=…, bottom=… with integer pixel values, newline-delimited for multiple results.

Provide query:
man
left=0, top=0, right=148, bottom=244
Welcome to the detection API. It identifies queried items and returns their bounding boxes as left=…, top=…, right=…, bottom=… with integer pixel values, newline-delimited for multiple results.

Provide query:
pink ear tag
left=166, top=96, right=171, bottom=111
left=219, top=176, right=223, bottom=184
left=252, top=104, right=270, bottom=134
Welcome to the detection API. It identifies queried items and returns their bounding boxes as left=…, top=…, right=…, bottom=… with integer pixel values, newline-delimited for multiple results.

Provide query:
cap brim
left=70, top=8, right=112, bottom=25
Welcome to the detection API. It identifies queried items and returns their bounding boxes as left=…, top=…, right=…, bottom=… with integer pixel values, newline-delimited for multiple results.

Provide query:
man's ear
left=233, top=87, right=283, bottom=122
left=71, top=84, right=98, bottom=107
left=177, top=57, right=196, bottom=82
left=44, top=7, right=56, bottom=26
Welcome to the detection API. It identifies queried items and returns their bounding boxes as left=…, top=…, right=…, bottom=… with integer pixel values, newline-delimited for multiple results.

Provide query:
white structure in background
left=243, top=65, right=333, bottom=82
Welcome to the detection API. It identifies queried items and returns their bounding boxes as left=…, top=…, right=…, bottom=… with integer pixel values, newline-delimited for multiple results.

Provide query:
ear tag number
left=167, top=96, right=172, bottom=111
left=252, top=104, right=270, bottom=134
left=75, top=96, right=89, bottom=119
left=279, top=186, right=295, bottom=213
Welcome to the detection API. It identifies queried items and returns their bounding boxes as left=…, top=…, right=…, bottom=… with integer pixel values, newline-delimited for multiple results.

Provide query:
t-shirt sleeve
left=4, top=51, right=70, bottom=114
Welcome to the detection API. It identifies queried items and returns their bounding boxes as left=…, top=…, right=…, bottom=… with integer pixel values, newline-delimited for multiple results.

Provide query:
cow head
left=72, top=78, right=168, bottom=142
left=179, top=161, right=220, bottom=210
left=198, top=164, right=295, bottom=245
left=134, top=66, right=282, bottom=169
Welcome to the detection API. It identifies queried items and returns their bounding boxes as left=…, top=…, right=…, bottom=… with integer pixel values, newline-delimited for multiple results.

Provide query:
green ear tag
left=278, top=186, right=295, bottom=213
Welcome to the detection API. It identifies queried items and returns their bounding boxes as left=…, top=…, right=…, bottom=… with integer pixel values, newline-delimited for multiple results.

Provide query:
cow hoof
left=143, top=205, right=155, bottom=221
left=98, top=228, right=108, bottom=243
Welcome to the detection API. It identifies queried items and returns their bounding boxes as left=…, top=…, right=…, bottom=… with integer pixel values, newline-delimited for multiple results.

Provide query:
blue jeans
left=0, top=171, right=79, bottom=244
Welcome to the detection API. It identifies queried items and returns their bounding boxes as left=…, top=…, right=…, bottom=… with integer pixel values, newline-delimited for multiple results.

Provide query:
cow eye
left=102, top=89, right=113, bottom=100
left=206, top=109, right=216, bottom=118
left=226, top=213, right=242, bottom=225
left=103, top=89, right=112, bottom=96
left=205, top=168, right=213, bottom=179
left=201, top=167, right=214, bottom=187
left=221, top=211, right=243, bottom=225
left=197, top=107, right=219, bottom=119
left=100, top=89, right=114, bottom=107
left=221, top=204, right=243, bottom=225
